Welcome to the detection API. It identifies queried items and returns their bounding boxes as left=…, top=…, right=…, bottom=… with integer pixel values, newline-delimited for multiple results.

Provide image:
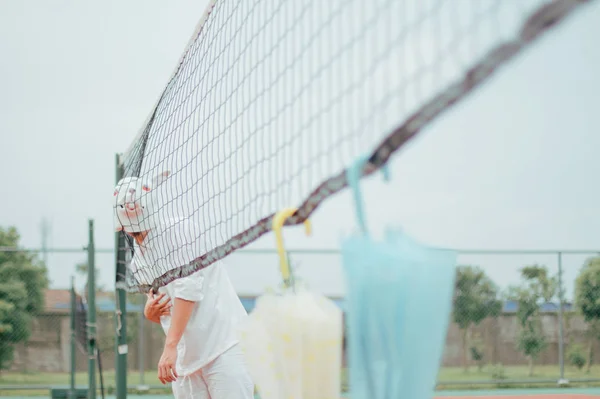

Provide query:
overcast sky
left=1, top=0, right=599, bottom=300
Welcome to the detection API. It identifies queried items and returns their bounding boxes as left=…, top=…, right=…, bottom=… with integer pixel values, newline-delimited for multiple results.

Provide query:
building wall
left=8, top=311, right=600, bottom=373
left=442, top=312, right=599, bottom=367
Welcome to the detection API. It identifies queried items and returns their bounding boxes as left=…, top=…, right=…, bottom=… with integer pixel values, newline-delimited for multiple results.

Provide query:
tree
left=574, top=256, right=600, bottom=372
left=453, top=265, right=502, bottom=371
left=567, top=344, right=587, bottom=370
left=520, top=265, right=557, bottom=303
left=509, top=264, right=556, bottom=376
left=0, top=226, right=48, bottom=372
left=469, top=333, right=485, bottom=371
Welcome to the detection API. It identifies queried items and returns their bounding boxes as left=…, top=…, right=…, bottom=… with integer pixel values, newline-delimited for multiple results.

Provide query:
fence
left=1, top=241, right=600, bottom=395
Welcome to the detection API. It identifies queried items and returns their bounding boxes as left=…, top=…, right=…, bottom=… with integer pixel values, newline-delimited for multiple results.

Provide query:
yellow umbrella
left=238, top=208, right=343, bottom=399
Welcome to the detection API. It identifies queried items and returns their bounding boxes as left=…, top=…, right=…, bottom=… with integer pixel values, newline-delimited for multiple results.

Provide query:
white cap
left=113, top=170, right=170, bottom=233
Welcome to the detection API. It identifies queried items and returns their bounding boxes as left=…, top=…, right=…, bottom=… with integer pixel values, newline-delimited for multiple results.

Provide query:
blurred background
left=1, top=0, right=600, bottom=396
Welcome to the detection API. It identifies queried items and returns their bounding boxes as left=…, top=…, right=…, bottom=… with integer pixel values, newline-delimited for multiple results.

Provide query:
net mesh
left=75, top=294, right=88, bottom=353
left=118, top=0, right=592, bottom=292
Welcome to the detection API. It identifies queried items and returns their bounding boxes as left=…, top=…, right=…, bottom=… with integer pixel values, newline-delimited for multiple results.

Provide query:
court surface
left=434, top=388, right=600, bottom=398
left=2, top=388, right=600, bottom=398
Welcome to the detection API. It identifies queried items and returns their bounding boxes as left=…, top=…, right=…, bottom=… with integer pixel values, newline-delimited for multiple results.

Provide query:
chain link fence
left=439, top=250, right=600, bottom=386
left=0, top=246, right=114, bottom=393
left=124, top=249, right=600, bottom=388
left=1, top=246, right=600, bottom=393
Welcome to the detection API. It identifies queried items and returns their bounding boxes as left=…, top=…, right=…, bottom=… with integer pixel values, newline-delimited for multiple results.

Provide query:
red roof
left=44, top=289, right=71, bottom=313
left=43, top=289, right=113, bottom=313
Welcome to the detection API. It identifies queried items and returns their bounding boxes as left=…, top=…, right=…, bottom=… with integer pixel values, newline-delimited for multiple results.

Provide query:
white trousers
left=172, top=344, right=254, bottom=399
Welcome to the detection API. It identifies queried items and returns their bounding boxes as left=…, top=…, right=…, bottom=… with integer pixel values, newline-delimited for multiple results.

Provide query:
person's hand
left=144, top=291, right=171, bottom=324
left=158, top=343, right=178, bottom=384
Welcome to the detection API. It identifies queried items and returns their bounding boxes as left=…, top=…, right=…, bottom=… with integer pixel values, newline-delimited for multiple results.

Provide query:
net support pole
left=87, top=219, right=97, bottom=399
left=139, top=309, right=145, bottom=385
left=69, top=275, right=76, bottom=399
left=114, top=154, right=128, bottom=399
left=557, top=251, right=567, bottom=385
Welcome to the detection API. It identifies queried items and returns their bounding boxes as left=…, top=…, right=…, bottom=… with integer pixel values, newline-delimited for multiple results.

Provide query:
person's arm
left=156, top=226, right=205, bottom=384
left=157, top=271, right=204, bottom=384
left=164, top=297, right=195, bottom=348
left=157, top=297, right=196, bottom=384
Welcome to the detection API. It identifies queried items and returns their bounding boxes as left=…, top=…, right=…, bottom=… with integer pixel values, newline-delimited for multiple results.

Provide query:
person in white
left=113, top=170, right=254, bottom=399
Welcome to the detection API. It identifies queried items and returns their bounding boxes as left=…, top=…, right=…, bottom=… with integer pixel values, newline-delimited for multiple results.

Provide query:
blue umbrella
left=342, top=155, right=457, bottom=399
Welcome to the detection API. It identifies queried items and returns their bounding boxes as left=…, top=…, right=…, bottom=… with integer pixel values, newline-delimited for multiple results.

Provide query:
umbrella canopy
left=238, top=287, right=343, bottom=399
left=342, top=227, right=456, bottom=399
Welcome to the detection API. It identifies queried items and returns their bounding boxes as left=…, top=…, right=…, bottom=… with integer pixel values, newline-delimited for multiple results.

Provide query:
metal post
left=40, top=218, right=50, bottom=266
left=114, top=154, right=128, bottom=399
left=139, top=309, right=145, bottom=386
left=557, top=251, right=567, bottom=385
left=70, top=276, right=76, bottom=399
left=286, top=251, right=295, bottom=287
left=87, top=220, right=97, bottom=399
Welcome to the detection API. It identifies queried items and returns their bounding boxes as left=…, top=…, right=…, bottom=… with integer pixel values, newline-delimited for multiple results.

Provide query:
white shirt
left=131, top=219, right=248, bottom=376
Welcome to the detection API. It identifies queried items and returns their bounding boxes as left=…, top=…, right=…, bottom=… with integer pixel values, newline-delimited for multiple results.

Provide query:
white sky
left=1, top=0, right=599, bottom=301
